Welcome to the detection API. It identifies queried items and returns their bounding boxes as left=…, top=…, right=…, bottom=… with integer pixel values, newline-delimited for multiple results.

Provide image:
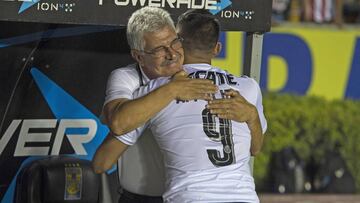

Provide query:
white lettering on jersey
left=188, top=70, right=238, bottom=86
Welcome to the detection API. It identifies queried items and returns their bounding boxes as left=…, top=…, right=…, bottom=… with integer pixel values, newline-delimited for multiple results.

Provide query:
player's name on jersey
left=176, top=88, right=232, bottom=104
left=176, top=70, right=238, bottom=104
left=188, top=70, right=237, bottom=86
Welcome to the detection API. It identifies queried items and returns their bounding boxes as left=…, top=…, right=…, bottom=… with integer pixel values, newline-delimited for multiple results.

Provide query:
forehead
left=143, top=26, right=177, bottom=49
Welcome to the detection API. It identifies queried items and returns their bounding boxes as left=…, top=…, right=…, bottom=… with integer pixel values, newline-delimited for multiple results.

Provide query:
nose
left=164, top=46, right=179, bottom=60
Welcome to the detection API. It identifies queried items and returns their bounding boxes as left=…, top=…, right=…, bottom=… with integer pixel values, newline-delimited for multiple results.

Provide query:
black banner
left=0, top=0, right=272, bottom=32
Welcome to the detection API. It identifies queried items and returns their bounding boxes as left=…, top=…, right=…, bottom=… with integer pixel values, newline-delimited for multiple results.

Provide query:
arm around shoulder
left=104, top=74, right=217, bottom=135
left=104, top=84, right=176, bottom=135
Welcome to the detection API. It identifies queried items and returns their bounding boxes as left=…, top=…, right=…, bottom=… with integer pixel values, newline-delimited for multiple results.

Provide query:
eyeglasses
left=141, top=37, right=184, bottom=58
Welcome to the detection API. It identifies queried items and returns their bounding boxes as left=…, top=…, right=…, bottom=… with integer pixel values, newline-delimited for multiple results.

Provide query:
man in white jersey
left=93, top=7, right=217, bottom=202
left=95, top=10, right=267, bottom=202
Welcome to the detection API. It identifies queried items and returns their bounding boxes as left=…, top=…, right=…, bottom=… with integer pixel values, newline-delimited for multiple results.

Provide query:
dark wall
left=0, top=21, right=132, bottom=202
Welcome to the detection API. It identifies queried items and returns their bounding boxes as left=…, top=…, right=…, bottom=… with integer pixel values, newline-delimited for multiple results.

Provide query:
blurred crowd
left=272, top=0, right=360, bottom=26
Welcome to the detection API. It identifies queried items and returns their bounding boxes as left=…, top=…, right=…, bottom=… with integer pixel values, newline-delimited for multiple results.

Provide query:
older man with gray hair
left=93, top=6, right=217, bottom=203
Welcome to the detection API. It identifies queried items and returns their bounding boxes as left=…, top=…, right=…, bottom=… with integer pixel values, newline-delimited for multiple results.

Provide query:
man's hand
left=206, top=89, right=258, bottom=124
left=167, top=70, right=218, bottom=101
left=206, top=89, right=264, bottom=156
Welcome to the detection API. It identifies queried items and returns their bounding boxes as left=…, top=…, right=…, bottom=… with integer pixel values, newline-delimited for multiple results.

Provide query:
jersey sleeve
left=113, top=123, right=148, bottom=145
left=132, top=77, right=170, bottom=99
left=114, top=77, right=170, bottom=145
left=104, top=68, right=140, bottom=105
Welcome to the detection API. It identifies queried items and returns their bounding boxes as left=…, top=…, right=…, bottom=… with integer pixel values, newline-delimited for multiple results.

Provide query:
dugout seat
left=14, top=156, right=111, bottom=203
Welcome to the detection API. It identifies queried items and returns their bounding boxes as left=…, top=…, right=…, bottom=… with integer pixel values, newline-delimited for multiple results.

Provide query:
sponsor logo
left=0, top=119, right=97, bottom=156
left=98, top=0, right=233, bottom=15
left=0, top=0, right=76, bottom=14
left=220, top=10, right=255, bottom=20
left=36, top=2, right=76, bottom=12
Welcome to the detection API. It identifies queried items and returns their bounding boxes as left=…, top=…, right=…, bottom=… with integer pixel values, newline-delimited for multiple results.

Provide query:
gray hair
left=127, top=6, right=175, bottom=50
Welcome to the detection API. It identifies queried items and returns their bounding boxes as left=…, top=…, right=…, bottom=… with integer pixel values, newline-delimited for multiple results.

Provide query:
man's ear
left=213, top=42, right=222, bottom=57
left=131, top=50, right=144, bottom=66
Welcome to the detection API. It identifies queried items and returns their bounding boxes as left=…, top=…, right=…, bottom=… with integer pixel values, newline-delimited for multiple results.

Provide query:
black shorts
left=119, top=189, right=163, bottom=203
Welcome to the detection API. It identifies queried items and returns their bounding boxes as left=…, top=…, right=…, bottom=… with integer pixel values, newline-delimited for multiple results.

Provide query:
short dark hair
left=177, top=9, right=220, bottom=53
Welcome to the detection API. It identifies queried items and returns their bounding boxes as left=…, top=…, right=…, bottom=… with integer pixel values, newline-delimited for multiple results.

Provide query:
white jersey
left=104, top=63, right=165, bottom=196
left=117, top=64, right=267, bottom=203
